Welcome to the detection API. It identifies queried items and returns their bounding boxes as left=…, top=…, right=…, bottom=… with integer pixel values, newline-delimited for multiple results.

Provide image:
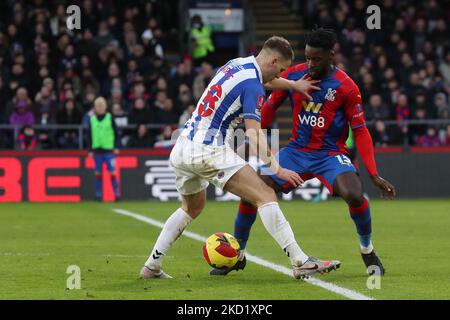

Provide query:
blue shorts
left=260, top=147, right=357, bottom=194
left=94, top=152, right=116, bottom=174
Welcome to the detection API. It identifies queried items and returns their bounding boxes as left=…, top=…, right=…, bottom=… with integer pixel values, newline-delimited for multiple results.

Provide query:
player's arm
left=242, top=82, right=303, bottom=186
left=344, top=87, right=396, bottom=199
left=262, top=71, right=320, bottom=129
left=244, top=118, right=303, bottom=187
left=264, top=75, right=320, bottom=100
left=260, top=90, right=286, bottom=129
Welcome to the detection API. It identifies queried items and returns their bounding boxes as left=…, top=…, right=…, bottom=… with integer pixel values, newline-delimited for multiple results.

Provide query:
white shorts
left=170, top=136, right=247, bottom=195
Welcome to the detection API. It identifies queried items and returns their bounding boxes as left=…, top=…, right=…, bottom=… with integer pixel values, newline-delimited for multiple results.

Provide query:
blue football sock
left=349, top=198, right=372, bottom=248
left=234, top=201, right=258, bottom=250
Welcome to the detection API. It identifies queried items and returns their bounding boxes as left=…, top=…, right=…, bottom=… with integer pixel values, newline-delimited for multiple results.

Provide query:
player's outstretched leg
left=211, top=166, right=341, bottom=279
left=140, top=190, right=206, bottom=279
left=334, top=172, right=385, bottom=275
left=211, top=175, right=279, bottom=275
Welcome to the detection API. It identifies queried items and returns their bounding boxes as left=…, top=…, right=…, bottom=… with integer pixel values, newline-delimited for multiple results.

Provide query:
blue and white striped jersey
left=181, top=56, right=265, bottom=146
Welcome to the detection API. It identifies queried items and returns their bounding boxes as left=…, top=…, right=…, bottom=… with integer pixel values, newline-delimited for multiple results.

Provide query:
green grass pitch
left=0, top=199, right=449, bottom=300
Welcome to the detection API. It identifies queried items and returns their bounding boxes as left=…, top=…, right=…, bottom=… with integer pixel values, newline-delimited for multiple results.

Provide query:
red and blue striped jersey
left=263, top=63, right=366, bottom=155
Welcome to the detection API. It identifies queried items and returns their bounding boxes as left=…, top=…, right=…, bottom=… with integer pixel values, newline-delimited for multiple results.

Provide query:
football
left=203, top=232, right=241, bottom=269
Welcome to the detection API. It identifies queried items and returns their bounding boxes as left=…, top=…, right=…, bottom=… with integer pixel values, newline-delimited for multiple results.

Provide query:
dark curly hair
left=305, top=27, right=337, bottom=51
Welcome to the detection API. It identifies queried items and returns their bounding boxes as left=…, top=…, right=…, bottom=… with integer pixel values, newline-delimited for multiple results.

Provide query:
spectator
left=80, top=68, right=100, bottom=98
left=112, top=103, right=128, bottom=128
left=82, top=103, right=95, bottom=127
left=438, top=51, right=450, bottom=86
left=155, top=76, right=168, bottom=91
left=433, top=93, right=450, bottom=119
left=49, top=4, right=68, bottom=36
left=109, top=87, right=126, bottom=110
left=395, top=94, right=410, bottom=123
left=192, top=62, right=214, bottom=101
left=60, top=44, right=79, bottom=73
left=146, top=27, right=165, bottom=59
left=409, top=108, right=428, bottom=145
left=0, top=75, right=10, bottom=123
left=56, top=98, right=83, bottom=149
left=189, top=14, right=215, bottom=66
left=111, top=102, right=129, bottom=146
left=417, top=127, right=441, bottom=147
left=177, top=84, right=193, bottom=112
left=128, top=78, right=151, bottom=103
left=129, top=44, right=150, bottom=73
left=82, top=91, right=97, bottom=115
left=17, top=125, right=38, bottom=150
left=440, top=124, right=450, bottom=146
left=9, top=100, right=35, bottom=126
left=178, top=103, right=196, bottom=128
left=370, top=120, right=391, bottom=147
left=94, top=20, right=117, bottom=48
left=125, top=59, right=140, bottom=87
left=42, top=77, right=56, bottom=100
left=364, top=94, right=391, bottom=121
left=10, top=63, right=28, bottom=89
left=412, top=92, right=428, bottom=114
left=127, top=123, right=155, bottom=148
left=154, top=125, right=177, bottom=149
left=127, top=97, right=153, bottom=125
left=77, top=28, right=98, bottom=59
left=152, top=91, right=179, bottom=124
left=169, top=63, right=190, bottom=99
left=123, top=30, right=138, bottom=60
left=101, top=63, right=122, bottom=97
left=33, top=85, right=58, bottom=123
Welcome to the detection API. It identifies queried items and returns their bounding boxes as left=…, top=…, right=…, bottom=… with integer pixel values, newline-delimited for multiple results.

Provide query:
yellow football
left=203, top=232, right=240, bottom=269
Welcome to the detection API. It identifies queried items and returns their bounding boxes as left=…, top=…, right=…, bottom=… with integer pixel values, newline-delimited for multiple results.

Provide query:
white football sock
left=145, top=208, right=193, bottom=270
left=360, top=242, right=374, bottom=254
left=258, top=202, right=309, bottom=265
left=238, top=250, right=245, bottom=261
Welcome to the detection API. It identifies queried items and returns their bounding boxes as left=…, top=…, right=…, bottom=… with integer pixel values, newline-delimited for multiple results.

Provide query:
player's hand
left=114, top=149, right=119, bottom=155
left=276, top=168, right=304, bottom=188
left=88, top=152, right=93, bottom=158
left=291, top=75, right=321, bottom=100
left=371, top=175, right=396, bottom=199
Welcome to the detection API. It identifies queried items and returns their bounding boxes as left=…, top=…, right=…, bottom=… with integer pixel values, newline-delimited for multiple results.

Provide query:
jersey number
left=198, top=84, right=223, bottom=117
left=335, top=155, right=353, bottom=167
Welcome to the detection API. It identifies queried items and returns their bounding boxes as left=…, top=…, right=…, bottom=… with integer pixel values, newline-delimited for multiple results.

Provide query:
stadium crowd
left=293, top=0, right=450, bottom=147
left=0, top=0, right=449, bottom=150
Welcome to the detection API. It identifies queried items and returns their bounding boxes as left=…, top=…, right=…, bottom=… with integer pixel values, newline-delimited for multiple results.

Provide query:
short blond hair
left=262, top=36, right=294, bottom=61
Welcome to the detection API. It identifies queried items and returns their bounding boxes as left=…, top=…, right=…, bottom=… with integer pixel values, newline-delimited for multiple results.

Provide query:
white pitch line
left=113, top=208, right=374, bottom=300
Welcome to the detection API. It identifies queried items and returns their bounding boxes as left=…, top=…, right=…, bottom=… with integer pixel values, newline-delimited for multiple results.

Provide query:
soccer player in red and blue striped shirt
left=211, top=28, right=396, bottom=277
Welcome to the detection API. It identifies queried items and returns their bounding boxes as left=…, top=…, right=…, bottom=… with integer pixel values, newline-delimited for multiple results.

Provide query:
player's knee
left=343, top=190, right=365, bottom=207
left=256, top=184, right=277, bottom=207
left=182, top=199, right=205, bottom=218
left=185, top=206, right=203, bottom=218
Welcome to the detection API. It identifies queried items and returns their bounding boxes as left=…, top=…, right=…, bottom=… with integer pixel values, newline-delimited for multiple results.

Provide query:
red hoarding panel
left=28, top=157, right=81, bottom=202
left=0, top=158, right=22, bottom=202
